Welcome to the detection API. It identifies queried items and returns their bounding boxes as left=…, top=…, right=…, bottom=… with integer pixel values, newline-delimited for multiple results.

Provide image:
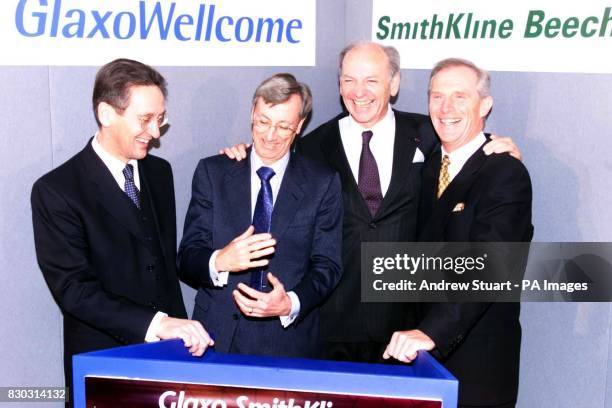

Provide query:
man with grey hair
left=222, top=42, right=521, bottom=362
left=383, top=58, right=532, bottom=407
left=178, top=73, right=343, bottom=358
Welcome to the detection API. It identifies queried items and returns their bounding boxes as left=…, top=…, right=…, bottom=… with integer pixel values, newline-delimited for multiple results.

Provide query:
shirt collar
left=347, top=104, right=395, bottom=136
left=250, top=148, right=290, bottom=181
left=91, top=133, right=140, bottom=185
left=441, top=132, right=486, bottom=174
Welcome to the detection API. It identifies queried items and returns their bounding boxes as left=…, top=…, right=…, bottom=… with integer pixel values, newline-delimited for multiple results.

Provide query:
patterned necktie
left=437, top=155, right=451, bottom=199
left=357, top=130, right=383, bottom=217
left=250, top=166, right=275, bottom=291
left=122, top=164, right=140, bottom=209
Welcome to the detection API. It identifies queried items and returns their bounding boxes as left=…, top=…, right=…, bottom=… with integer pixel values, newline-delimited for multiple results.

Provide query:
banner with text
left=372, top=0, right=612, bottom=73
left=1, top=0, right=315, bottom=66
left=86, top=377, right=442, bottom=408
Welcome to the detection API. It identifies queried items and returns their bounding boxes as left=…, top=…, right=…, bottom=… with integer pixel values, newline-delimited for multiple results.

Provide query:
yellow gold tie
left=437, top=155, right=451, bottom=199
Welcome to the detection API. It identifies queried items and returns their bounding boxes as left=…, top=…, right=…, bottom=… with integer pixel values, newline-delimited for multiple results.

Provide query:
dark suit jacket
left=178, top=150, right=342, bottom=358
left=298, top=110, right=438, bottom=343
left=417, top=136, right=533, bottom=406
left=31, top=140, right=186, bottom=383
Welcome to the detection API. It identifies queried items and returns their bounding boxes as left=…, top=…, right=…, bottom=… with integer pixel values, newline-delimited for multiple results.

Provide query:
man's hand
left=219, top=143, right=250, bottom=161
left=383, top=329, right=435, bottom=363
left=215, top=226, right=276, bottom=272
left=483, top=135, right=522, bottom=160
left=233, top=273, right=292, bottom=317
left=156, top=317, right=214, bottom=357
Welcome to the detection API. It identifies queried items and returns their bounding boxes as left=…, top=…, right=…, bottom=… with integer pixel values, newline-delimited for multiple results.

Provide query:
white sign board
left=372, top=0, right=612, bottom=73
left=1, top=0, right=316, bottom=66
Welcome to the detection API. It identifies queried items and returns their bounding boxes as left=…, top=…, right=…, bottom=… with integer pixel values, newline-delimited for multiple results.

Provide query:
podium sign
left=86, top=377, right=442, bottom=407
left=74, top=340, right=457, bottom=407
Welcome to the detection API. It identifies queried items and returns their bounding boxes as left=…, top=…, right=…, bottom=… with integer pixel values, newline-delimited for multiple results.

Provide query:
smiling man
left=220, top=42, right=522, bottom=363
left=31, top=59, right=213, bottom=405
left=383, top=58, right=533, bottom=408
left=178, top=73, right=342, bottom=358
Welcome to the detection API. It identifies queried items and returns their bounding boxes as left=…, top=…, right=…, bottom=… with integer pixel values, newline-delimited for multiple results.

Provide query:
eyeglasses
left=252, top=117, right=297, bottom=138
left=137, top=113, right=169, bottom=132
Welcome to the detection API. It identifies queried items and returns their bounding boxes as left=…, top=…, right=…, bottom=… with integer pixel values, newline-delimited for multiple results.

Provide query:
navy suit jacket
left=178, top=150, right=343, bottom=358
left=417, top=135, right=533, bottom=406
left=31, top=140, right=187, bottom=387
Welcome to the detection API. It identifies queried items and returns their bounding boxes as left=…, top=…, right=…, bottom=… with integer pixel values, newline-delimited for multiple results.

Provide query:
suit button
left=145, top=236, right=153, bottom=241
left=146, top=264, right=155, bottom=272
left=141, top=215, right=148, bottom=222
left=148, top=302, right=158, bottom=311
left=369, top=222, right=377, bottom=229
left=232, top=314, right=239, bottom=320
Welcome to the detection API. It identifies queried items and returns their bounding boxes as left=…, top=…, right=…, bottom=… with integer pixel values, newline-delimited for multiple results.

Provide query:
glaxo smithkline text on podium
left=73, top=339, right=457, bottom=407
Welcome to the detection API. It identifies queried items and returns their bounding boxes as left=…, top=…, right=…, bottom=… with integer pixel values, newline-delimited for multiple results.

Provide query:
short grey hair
left=429, top=58, right=491, bottom=98
left=252, top=73, right=312, bottom=120
left=338, top=41, right=401, bottom=79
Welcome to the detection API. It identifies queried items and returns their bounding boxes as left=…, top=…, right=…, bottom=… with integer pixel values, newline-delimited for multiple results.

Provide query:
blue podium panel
left=73, top=340, right=457, bottom=408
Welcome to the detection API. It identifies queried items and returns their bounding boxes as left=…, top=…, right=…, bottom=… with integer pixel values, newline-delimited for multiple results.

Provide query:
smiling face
left=251, top=94, right=305, bottom=165
left=428, top=65, right=493, bottom=153
left=339, top=44, right=400, bottom=129
left=98, top=85, right=166, bottom=163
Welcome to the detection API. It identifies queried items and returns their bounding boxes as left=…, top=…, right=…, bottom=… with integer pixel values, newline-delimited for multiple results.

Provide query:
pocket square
left=412, top=147, right=425, bottom=163
left=452, top=202, right=465, bottom=212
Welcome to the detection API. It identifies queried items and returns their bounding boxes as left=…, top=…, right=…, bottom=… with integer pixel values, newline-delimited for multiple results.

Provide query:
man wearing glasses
left=31, top=59, right=214, bottom=403
left=178, top=73, right=342, bottom=358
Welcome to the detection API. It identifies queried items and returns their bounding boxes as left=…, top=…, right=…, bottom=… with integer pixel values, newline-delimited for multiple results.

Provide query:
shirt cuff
left=279, top=291, right=300, bottom=328
left=209, top=250, right=229, bottom=287
left=144, top=311, right=168, bottom=342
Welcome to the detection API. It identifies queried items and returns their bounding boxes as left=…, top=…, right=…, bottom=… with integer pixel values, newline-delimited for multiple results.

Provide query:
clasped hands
left=216, top=225, right=292, bottom=318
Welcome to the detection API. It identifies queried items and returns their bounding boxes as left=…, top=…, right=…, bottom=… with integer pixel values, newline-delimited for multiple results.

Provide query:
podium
left=73, top=340, right=457, bottom=407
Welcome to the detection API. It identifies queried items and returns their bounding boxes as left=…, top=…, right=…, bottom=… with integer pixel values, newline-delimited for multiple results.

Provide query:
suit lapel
left=319, top=120, right=372, bottom=219
left=426, top=141, right=488, bottom=238
left=220, top=154, right=252, bottom=237
left=377, top=110, right=420, bottom=219
left=271, top=152, right=305, bottom=241
left=138, top=160, right=162, bottom=254
left=80, top=141, right=147, bottom=245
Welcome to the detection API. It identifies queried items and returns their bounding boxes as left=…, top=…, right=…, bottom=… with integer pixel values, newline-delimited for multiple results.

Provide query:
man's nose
left=147, top=121, right=162, bottom=139
left=353, top=81, right=367, bottom=97
left=440, top=98, right=453, bottom=113
left=264, top=125, right=279, bottom=141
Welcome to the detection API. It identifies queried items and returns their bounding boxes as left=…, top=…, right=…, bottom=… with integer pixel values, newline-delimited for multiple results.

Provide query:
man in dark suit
left=178, top=73, right=342, bottom=358
left=31, top=59, right=213, bottom=401
left=382, top=58, right=533, bottom=408
left=222, top=42, right=520, bottom=362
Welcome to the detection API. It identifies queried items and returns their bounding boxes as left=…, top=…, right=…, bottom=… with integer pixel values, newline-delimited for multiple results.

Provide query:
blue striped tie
left=122, top=164, right=140, bottom=209
left=250, top=166, right=275, bottom=291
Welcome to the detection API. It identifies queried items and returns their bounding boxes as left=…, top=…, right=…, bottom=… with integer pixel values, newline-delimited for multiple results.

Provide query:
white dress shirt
left=91, top=135, right=166, bottom=342
left=338, top=105, right=396, bottom=196
left=92, top=134, right=140, bottom=190
left=208, top=149, right=300, bottom=327
left=441, top=132, right=487, bottom=181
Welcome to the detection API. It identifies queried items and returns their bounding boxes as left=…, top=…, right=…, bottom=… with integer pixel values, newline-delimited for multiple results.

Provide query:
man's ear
left=97, top=102, right=115, bottom=127
left=480, top=96, right=493, bottom=118
left=295, top=117, right=306, bottom=135
left=390, top=73, right=401, bottom=98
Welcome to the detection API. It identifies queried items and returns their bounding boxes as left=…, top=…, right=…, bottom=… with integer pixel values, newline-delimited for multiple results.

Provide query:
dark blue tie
left=122, top=164, right=140, bottom=209
left=250, top=166, right=275, bottom=291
